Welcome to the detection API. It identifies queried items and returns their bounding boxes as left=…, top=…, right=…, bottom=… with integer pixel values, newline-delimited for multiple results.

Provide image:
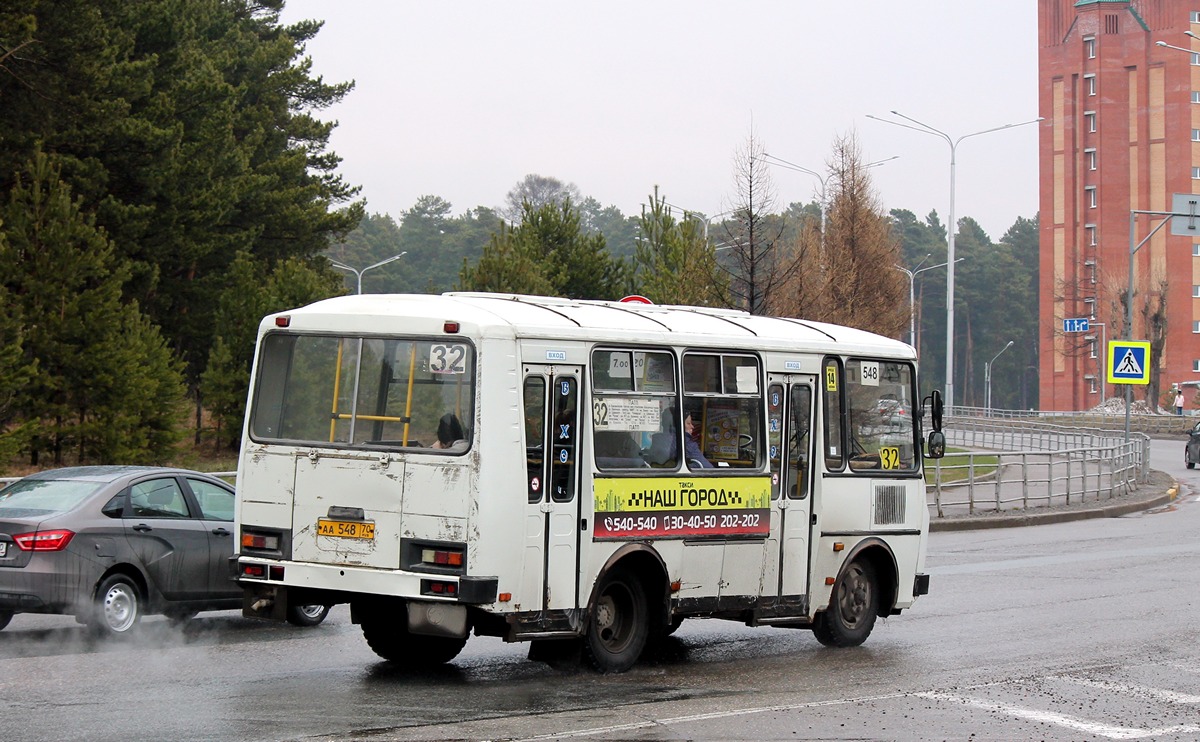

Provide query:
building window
left=1192, top=11, right=1200, bottom=22
left=1084, top=296, right=1096, bottom=319
left=1085, top=186, right=1097, bottom=208
left=1194, top=243, right=1200, bottom=256
left=1193, top=129, right=1200, bottom=142
left=1085, top=148, right=1097, bottom=170
left=1088, top=339, right=1098, bottom=359
left=1192, top=52, right=1200, bottom=66
left=1085, top=74, right=1097, bottom=96
left=1087, top=224, right=1098, bottom=246
left=1194, top=359, right=1200, bottom=373
left=1084, top=37, right=1096, bottom=59
left=1194, top=285, right=1200, bottom=298
left=1193, top=92, right=1200, bottom=104
left=1193, top=167, right=1200, bottom=180
left=1085, top=111, right=1097, bottom=132
left=1193, top=321, right=1200, bottom=333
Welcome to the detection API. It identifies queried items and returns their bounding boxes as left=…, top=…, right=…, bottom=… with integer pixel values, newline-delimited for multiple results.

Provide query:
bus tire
left=583, top=568, right=649, bottom=673
left=812, top=559, right=878, bottom=648
left=360, top=604, right=466, bottom=666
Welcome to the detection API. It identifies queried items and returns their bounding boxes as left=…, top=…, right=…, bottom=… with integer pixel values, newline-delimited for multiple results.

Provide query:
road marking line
left=915, top=691, right=1200, bottom=740
left=1061, top=675, right=1200, bottom=704
left=512, top=691, right=909, bottom=741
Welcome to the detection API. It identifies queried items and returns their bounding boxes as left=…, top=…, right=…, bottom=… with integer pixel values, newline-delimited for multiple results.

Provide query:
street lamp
left=893, top=255, right=963, bottom=353
left=985, top=340, right=1014, bottom=417
left=662, top=204, right=738, bottom=241
left=867, top=111, right=1043, bottom=413
left=329, top=252, right=407, bottom=294
left=762, top=152, right=898, bottom=234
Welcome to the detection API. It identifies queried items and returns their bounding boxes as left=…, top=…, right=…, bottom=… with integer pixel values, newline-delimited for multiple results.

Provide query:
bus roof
left=266, top=292, right=915, bottom=360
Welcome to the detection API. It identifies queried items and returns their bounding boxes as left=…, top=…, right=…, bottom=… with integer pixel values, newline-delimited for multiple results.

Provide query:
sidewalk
left=928, top=469, right=1180, bottom=532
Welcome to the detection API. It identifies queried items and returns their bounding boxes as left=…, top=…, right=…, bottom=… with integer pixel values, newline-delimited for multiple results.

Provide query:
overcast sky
left=278, top=1, right=1040, bottom=241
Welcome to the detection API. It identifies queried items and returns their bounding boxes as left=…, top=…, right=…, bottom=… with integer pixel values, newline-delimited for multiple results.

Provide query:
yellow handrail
left=401, top=342, right=417, bottom=446
left=329, top=339, right=345, bottom=443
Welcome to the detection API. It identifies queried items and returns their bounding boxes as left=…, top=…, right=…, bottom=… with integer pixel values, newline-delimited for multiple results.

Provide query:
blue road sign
left=1062, top=317, right=1090, bottom=333
left=1106, top=341, right=1150, bottom=385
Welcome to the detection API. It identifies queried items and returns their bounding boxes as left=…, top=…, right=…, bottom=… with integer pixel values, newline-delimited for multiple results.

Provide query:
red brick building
left=1039, top=0, right=1200, bottom=410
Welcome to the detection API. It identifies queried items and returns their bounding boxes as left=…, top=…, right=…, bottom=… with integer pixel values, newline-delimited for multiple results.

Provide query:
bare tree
left=718, top=133, right=795, bottom=315
left=500, top=174, right=582, bottom=223
left=770, top=132, right=906, bottom=336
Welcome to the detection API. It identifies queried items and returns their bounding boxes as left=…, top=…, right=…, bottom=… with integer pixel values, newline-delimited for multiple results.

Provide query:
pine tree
left=0, top=150, right=185, bottom=464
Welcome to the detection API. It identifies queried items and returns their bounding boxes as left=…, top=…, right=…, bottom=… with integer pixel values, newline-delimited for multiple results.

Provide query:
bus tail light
left=443, top=321, right=459, bottom=333
left=422, top=579, right=458, bottom=597
left=242, top=532, right=280, bottom=550
left=242, top=563, right=266, bottom=578
left=421, top=547, right=464, bottom=567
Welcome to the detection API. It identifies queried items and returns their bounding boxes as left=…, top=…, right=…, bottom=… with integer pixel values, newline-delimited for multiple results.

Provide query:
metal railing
left=927, top=414, right=1151, bottom=518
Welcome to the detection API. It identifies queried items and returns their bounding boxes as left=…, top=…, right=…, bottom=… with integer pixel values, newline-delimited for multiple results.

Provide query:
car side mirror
left=925, top=430, right=946, bottom=459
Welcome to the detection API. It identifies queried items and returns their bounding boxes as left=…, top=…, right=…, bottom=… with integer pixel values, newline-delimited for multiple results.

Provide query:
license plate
left=316, top=519, right=375, bottom=540
left=0, top=542, right=6, bottom=557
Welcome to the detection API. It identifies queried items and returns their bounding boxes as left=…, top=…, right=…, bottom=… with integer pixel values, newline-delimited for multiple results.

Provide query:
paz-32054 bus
left=235, top=293, right=944, bottom=672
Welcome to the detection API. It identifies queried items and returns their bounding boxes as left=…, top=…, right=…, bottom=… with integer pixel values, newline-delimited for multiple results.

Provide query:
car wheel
left=358, top=600, right=466, bottom=665
left=583, top=568, right=649, bottom=673
left=812, top=559, right=879, bottom=648
left=0, top=610, right=13, bottom=631
left=286, top=604, right=330, bottom=627
left=90, top=575, right=142, bottom=636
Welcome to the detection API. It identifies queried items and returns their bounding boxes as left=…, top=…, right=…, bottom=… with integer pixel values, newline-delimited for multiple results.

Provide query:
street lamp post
left=867, top=111, right=1043, bottom=413
left=893, top=255, right=963, bottom=353
left=329, top=252, right=407, bottom=294
left=985, top=340, right=1014, bottom=417
left=762, top=152, right=898, bottom=234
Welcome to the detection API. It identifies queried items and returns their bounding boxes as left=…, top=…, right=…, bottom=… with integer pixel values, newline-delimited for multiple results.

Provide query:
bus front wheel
left=812, top=559, right=879, bottom=648
left=584, top=569, right=649, bottom=673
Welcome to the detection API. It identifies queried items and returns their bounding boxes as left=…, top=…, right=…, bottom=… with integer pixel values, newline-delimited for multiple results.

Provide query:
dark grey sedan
left=0, top=466, right=328, bottom=635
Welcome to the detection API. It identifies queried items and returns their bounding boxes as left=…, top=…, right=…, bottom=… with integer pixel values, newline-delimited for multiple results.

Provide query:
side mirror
left=926, top=430, right=946, bottom=459
left=926, top=390, right=944, bottom=431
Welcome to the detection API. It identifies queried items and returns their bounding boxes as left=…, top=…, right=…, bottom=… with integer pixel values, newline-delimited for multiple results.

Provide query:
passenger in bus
left=683, top=409, right=713, bottom=468
left=642, top=408, right=679, bottom=467
left=432, top=413, right=466, bottom=449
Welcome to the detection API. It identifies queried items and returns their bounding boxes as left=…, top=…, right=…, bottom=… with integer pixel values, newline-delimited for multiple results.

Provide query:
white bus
left=235, top=293, right=944, bottom=672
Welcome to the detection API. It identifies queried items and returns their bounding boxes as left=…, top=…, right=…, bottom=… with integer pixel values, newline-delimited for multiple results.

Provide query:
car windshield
left=0, top=479, right=104, bottom=517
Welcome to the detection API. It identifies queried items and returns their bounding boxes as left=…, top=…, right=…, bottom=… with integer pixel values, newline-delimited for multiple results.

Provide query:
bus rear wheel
left=813, top=559, right=879, bottom=648
left=359, top=602, right=467, bottom=666
left=583, top=569, right=648, bottom=673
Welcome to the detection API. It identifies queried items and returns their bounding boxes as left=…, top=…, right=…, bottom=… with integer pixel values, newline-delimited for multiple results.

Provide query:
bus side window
left=523, top=377, right=546, bottom=502
left=823, top=358, right=844, bottom=471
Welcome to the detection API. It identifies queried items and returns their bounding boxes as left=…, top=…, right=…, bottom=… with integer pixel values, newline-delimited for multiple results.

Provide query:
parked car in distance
left=1186, top=422, right=1200, bottom=470
left=0, top=466, right=329, bottom=635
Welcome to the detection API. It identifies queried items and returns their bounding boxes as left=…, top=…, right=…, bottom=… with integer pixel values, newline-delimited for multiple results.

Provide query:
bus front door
left=766, top=375, right=815, bottom=611
left=522, top=366, right=582, bottom=617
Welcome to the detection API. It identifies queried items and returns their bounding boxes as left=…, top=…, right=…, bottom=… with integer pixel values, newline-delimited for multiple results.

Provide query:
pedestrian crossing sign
left=1106, top=341, right=1151, bottom=385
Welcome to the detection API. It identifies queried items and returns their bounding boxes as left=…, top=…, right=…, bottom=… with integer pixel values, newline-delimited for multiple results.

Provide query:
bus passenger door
left=522, top=366, right=582, bottom=614
left=766, top=375, right=815, bottom=608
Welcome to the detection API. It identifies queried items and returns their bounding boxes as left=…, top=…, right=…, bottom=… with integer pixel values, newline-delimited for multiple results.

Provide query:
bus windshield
left=249, top=333, right=475, bottom=451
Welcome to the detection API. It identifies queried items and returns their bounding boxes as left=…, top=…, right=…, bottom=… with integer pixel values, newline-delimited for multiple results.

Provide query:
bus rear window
left=249, top=334, right=475, bottom=451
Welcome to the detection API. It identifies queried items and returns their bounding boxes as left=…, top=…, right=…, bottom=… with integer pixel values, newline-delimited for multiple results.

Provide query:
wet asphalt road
left=1, top=442, right=1197, bottom=741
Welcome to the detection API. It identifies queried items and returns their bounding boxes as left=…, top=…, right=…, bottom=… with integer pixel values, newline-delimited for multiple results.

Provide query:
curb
left=929, top=477, right=1179, bottom=532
